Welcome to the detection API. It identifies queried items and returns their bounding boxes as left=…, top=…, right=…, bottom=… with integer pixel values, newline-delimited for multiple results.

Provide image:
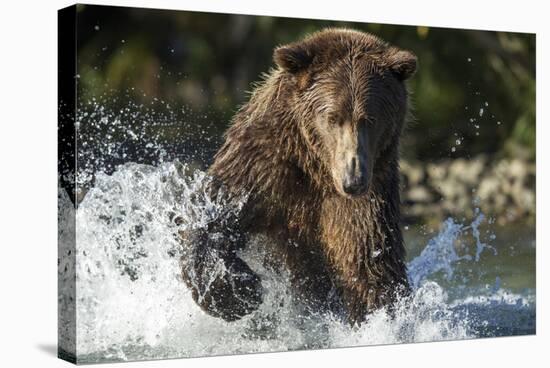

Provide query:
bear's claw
left=186, top=255, right=263, bottom=321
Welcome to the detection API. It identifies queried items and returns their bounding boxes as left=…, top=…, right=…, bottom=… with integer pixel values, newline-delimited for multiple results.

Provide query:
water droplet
left=467, top=57, right=472, bottom=62
left=94, top=25, right=100, bottom=31
left=451, top=147, right=456, bottom=153
left=479, top=108, right=484, bottom=117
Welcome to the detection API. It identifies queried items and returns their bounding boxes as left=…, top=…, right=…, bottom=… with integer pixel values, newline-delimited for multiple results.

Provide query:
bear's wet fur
left=179, top=28, right=417, bottom=325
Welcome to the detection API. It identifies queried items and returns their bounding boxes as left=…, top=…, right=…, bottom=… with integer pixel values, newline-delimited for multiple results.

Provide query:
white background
left=0, top=0, right=546, bottom=367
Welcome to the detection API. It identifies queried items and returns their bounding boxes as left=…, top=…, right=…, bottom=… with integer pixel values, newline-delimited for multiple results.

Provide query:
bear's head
left=274, top=29, right=416, bottom=198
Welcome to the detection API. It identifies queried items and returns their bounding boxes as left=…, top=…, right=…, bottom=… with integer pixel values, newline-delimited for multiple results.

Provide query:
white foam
left=58, top=161, right=534, bottom=362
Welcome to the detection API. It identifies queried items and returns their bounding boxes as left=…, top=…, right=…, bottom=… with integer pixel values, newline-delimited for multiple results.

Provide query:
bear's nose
left=342, top=154, right=369, bottom=196
left=342, top=175, right=367, bottom=195
left=343, top=159, right=368, bottom=195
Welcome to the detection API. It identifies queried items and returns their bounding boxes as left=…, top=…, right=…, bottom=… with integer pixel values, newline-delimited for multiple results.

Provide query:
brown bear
left=178, top=28, right=417, bottom=325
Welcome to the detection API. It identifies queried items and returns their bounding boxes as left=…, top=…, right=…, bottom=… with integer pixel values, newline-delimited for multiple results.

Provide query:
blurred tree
left=75, top=4, right=535, bottom=163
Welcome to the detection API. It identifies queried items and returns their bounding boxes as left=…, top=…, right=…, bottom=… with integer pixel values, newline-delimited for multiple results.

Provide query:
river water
left=58, top=101, right=535, bottom=363
left=58, top=161, right=535, bottom=363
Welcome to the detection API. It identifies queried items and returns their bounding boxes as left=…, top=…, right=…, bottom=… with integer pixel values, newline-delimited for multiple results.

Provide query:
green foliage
left=76, top=5, right=535, bottom=162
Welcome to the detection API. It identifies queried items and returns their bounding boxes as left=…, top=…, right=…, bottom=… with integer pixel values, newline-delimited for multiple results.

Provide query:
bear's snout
left=342, top=156, right=369, bottom=196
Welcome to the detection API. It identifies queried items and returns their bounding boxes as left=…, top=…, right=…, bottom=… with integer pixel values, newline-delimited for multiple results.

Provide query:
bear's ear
left=273, top=43, right=314, bottom=73
left=388, top=49, right=417, bottom=81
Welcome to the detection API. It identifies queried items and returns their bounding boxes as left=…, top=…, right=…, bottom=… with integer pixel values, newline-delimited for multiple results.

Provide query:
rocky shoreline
left=400, top=156, right=535, bottom=225
left=72, top=155, right=535, bottom=226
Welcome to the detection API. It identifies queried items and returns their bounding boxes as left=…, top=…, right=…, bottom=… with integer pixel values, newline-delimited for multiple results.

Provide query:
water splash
left=407, top=210, right=495, bottom=289
left=407, top=218, right=467, bottom=289
left=57, top=161, right=534, bottom=363
left=70, top=96, right=220, bottom=195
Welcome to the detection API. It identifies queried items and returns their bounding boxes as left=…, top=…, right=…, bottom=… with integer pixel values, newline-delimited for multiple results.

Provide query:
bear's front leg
left=178, top=225, right=263, bottom=321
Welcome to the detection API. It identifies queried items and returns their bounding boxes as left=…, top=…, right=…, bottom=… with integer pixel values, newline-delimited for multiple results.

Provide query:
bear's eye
left=358, top=117, right=375, bottom=126
left=328, top=114, right=343, bottom=126
left=367, top=117, right=377, bottom=125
